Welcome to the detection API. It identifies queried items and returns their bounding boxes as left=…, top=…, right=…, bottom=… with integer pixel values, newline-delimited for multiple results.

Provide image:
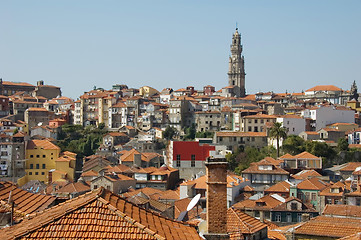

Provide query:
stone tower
left=228, top=28, right=246, bottom=97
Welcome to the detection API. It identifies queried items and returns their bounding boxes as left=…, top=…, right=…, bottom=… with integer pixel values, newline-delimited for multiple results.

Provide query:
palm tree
left=269, top=122, right=288, bottom=158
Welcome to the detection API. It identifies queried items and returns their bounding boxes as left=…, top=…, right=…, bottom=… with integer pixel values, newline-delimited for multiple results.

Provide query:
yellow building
left=139, top=86, right=160, bottom=97
left=52, top=151, right=77, bottom=182
left=18, top=140, right=60, bottom=186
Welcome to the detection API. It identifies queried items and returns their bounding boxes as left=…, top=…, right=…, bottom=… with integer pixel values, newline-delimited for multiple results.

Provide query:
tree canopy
left=269, top=122, right=288, bottom=157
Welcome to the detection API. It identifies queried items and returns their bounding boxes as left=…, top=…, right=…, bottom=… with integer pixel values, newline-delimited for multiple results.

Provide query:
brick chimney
left=203, top=156, right=229, bottom=240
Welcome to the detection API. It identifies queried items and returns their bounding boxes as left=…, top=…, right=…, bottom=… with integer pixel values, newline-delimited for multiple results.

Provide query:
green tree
left=282, top=135, right=306, bottom=155
left=269, top=122, right=288, bottom=157
left=338, top=138, right=349, bottom=152
left=98, top=122, right=106, bottom=130
left=195, top=131, right=214, bottom=138
left=164, top=126, right=177, bottom=140
left=184, top=124, right=196, bottom=140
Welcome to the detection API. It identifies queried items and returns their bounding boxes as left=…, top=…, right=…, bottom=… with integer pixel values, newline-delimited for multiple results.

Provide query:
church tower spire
left=228, top=28, right=246, bottom=97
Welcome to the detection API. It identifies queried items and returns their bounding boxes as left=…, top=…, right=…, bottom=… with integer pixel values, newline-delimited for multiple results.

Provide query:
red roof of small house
left=172, top=141, right=215, bottom=161
left=306, top=85, right=342, bottom=92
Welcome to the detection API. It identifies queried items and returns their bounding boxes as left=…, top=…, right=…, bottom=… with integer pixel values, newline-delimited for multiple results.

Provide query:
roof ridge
left=6, top=189, right=101, bottom=239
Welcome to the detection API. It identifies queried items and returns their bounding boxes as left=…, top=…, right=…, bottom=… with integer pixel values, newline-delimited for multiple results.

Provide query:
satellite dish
left=177, top=194, right=201, bottom=222
left=177, top=211, right=188, bottom=222
left=198, top=220, right=207, bottom=238
left=187, top=193, right=201, bottom=211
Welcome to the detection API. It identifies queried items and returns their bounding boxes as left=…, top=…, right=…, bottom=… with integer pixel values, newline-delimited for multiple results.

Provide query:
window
left=248, top=127, right=252, bottom=131
left=36, top=164, right=39, bottom=169
left=176, top=160, right=180, bottom=167
left=287, top=213, right=292, bottom=222
left=191, top=155, right=195, bottom=167
left=43, top=155, right=45, bottom=158
left=311, top=193, right=316, bottom=201
left=41, top=172, right=45, bottom=175
left=176, top=155, right=181, bottom=161
left=233, top=137, right=236, bottom=142
left=29, top=172, right=32, bottom=175
left=42, top=164, right=46, bottom=169
left=291, top=202, right=297, bottom=210
left=254, top=119, right=258, bottom=124
left=30, top=155, right=33, bottom=158
left=36, top=155, right=40, bottom=158
left=305, top=192, right=310, bottom=201
left=30, top=164, right=34, bottom=169
left=35, top=172, right=38, bottom=175
left=219, top=137, right=223, bottom=142
left=275, top=213, right=281, bottom=222
left=94, top=185, right=98, bottom=189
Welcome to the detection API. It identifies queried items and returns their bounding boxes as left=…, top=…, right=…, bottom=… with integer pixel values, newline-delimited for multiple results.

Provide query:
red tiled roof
left=55, top=182, right=90, bottom=194
left=233, top=195, right=283, bottom=210
left=340, top=162, right=361, bottom=172
left=242, top=159, right=289, bottom=175
left=306, top=85, right=342, bottom=92
left=294, top=215, right=361, bottom=238
left=81, top=170, right=99, bottom=177
left=322, top=204, right=361, bottom=218
left=0, top=181, right=56, bottom=214
left=227, top=208, right=267, bottom=237
left=0, top=188, right=202, bottom=240
left=1, top=81, right=35, bottom=87
left=296, top=177, right=328, bottom=191
left=264, top=181, right=291, bottom=193
left=292, top=170, right=322, bottom=180
left=26, top=140, right=60, bottom=150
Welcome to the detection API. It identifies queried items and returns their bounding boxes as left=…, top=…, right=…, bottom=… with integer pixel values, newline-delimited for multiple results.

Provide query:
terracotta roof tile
left=340, top=162, right=361, bottom=172
left=0, top=181, right=56, bottom=214
left=296, top=177, right=328, bottom=191
left=26, top=139, right=60, bottom=150
left=306, top=85, right=342, bottom=92
left=264, top=181, right=291, bottom=193
left=322, top=204, right=361, bottom=218
left=0, top=188, right=201, bottom=240
left=233, top=195, right=283, bottom=210
left=294, top=215, right=361, bottom=238
left=227, top=208, right=267, bottom=236
left=292, top=169, right=322, bottom=180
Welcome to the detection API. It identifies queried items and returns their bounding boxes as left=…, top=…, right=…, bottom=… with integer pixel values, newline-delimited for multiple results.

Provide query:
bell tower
left=228, top=28, right=246, bottom=97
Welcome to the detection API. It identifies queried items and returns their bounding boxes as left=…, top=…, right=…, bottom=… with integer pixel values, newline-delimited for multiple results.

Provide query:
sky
left=1, top=1, right=360, bottom=99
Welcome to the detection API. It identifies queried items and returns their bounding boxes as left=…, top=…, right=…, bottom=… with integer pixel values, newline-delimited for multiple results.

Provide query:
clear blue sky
left=1, top=1, right=360, bottom=99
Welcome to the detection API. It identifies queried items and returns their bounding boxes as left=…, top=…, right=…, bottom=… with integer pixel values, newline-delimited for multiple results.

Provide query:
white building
left=301, top=105, right=354, bottom=131
left=276, top=115, right=306, bottom=136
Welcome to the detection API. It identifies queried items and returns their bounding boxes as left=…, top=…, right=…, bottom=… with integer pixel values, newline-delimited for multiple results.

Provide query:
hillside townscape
left=1, top=15, right=361, bottom=240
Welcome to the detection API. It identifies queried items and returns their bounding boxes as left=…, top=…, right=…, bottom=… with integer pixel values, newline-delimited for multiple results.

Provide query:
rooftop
left=0, top=188, right=201, bottom=240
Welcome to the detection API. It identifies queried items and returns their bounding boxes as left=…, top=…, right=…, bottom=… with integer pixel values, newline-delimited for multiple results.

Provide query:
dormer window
left=258, top=165, right=273, bottom=170
left=256, top=201, right=266, bottom=207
